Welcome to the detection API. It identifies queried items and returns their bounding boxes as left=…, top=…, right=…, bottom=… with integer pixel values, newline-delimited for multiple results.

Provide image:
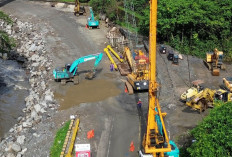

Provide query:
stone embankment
left=0, top=16, right=58, bottom=157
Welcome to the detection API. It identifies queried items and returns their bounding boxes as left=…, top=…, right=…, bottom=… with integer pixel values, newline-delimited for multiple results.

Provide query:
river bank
left=0, top=14, right=58, bottom=157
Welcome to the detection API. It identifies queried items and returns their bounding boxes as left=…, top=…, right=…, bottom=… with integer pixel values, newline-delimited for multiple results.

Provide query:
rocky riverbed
left=0, top=15, right=58, bottom=157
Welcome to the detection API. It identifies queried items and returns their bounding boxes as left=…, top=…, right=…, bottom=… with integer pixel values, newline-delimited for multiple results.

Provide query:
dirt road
left=1, top=0, right=232, bottom=156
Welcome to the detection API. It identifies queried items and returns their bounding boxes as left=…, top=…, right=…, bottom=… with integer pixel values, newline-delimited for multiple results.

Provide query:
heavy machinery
left=53, top=53, right=103, bottom=85
left=223, top=77, right=232, bottom=92
left=203, top=48, right=226, bottom=76
left=159, top=45, right=167, bottom=54
left=74, top=0, right=86, bottom=16
left=180, top=80, right=204, bottom=102
left=185, top=88, right=232, bottom=112
left=104, top=45, right=123, bottom=70
left=167, top=51, right=179, bottom=65
left=87, top=7, right=99, bottom=29
left=139, top=0, right=179, bottom=156
left=124, top=47, right=149, bottom=94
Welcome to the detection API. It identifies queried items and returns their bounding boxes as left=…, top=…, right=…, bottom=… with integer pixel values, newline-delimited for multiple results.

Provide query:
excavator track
left=125, top=81, right=134, bottom=95
left=203, top=59, right=212, bottom=70
left=118, top=63, right=132, bottom=76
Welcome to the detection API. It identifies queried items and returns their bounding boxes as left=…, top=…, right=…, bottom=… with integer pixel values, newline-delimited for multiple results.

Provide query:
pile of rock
left=0, top=16, right=58, bottom=157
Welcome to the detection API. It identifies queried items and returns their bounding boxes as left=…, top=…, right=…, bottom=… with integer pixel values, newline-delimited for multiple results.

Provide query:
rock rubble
left=0, top=15, right=58, bottom=157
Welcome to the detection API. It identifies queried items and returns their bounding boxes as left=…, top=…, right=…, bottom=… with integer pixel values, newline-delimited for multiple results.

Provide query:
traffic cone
left=87, top=129, right=94, bottom=139
left=85, top=24, right=88, bottom=29
left=124, top=86, right=128, bottom=93
left=129, top=141, right=135, bottom=152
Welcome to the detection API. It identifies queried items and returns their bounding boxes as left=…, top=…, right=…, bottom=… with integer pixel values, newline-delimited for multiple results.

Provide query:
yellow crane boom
left=142, top=0, right=171, bottom=156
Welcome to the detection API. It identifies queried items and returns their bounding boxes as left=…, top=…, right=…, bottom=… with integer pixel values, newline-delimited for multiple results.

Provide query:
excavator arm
left=69, top=52, right=103, bottom=75
left=89, top=7, right=95, bottom=21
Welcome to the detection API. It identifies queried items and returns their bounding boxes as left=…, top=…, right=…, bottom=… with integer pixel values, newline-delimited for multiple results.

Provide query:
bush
left=0, top=12, right=15, bottom=52
left=187, top=101, right=232, bottom=156
left=0, top=11, right=13, bottom=24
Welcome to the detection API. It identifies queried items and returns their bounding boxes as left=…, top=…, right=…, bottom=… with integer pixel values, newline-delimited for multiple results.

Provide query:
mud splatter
left=54, top=79, right=121, bottom=110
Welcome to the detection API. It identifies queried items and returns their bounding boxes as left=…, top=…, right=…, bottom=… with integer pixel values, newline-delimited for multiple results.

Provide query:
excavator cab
left=218, top=54, right=223, bottom=65
left=164, top=141, right=180, bottom=157
left=214, top=90, right=229, bottom=102
left=65, top=64, right=71, bottom=71
left=167, top=51, right=174, bottom=61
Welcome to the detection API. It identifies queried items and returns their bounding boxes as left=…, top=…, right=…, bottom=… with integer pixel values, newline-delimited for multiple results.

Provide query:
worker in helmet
left=137, top=99, right=142, bottom=109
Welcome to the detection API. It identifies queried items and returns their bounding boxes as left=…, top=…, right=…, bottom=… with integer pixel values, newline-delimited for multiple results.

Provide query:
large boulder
left=16, top=136, right=25, bottom=145
left=12, top=143, right=21, bottom=152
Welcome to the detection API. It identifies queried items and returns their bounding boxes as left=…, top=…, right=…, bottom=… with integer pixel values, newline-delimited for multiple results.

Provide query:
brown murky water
left=54, top=79, right=121, bottom=110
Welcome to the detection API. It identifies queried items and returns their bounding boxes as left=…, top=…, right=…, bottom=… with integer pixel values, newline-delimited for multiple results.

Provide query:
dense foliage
left=186, top=101, right=232, bottom=156
left=0, top=11, right=15, bottom=52
left=89, top=0, right=232, bottom=59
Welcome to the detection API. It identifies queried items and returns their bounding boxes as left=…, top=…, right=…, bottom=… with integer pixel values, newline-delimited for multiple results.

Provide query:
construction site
left=0, top=0, right=232, bottom=157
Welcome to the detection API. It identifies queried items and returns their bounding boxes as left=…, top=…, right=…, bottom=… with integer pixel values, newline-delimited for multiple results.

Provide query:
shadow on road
left=0, top=0, right=15, bottom=7
left=182, top=107, right=200, bottom=114
left=134, top=93, right=147, bottom=151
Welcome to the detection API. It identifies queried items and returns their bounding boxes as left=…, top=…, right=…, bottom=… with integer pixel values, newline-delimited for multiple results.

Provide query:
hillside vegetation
left=90, top=0, right=232, bottom=60
left=0, top=11, right=15, bottom=53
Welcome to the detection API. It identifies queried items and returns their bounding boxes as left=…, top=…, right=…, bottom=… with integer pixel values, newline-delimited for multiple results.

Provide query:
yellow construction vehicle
left=139, top=0, right=179, bottom=156
left=203, top=48, right=226, bottom=76
left=223, top=77, right=232, bottom=92
left=74, top=0, right=86, bottom=16
left=180, top=80, right=204, bottom=102
left=104, top=45, right=123, bottom=70
left=186, top=88, right=232, bottom=112
left=124, top=47, right=149, bottom=94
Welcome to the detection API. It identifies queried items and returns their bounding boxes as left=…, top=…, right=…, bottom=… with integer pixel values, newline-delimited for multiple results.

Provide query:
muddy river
left=0, top=59, right=29, bottom=138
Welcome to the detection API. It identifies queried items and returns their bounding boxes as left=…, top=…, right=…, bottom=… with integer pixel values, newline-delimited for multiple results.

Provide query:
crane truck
left=139, top=0, right=179, bottom=156
left=53, top=52, right=103, bottom=85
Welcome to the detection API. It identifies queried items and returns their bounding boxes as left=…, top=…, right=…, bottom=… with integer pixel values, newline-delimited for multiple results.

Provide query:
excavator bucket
left=85, top=71, right=95, bottom=79
left=212, top=68, right=220, bottom=76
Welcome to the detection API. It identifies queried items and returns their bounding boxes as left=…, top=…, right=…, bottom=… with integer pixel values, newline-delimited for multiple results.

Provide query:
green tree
left=187, top=101, right=232, bottom=156
left=0, top=11, right=15, bottom=52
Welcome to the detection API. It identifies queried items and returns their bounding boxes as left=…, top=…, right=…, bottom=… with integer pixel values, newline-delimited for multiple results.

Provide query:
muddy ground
left=1, top=0, right=232, bottom=156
